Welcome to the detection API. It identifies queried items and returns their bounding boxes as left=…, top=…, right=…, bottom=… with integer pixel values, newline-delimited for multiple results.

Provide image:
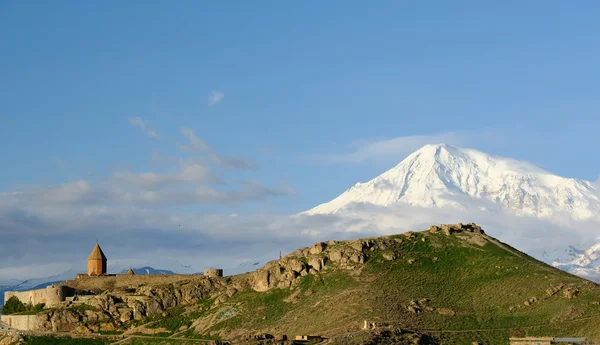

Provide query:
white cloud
left=305, top=130, right=505, bottom=165
left=177, top=127, right=255, bottom=170
left=128, top=117, right=159, bottom=138
left=307, top=132, right=466, bottom=164
left=1, top=189, right=598, bottom=282
left=177, top=127, right=212, bottom=153
left=208, top=91, right=225, bottom=106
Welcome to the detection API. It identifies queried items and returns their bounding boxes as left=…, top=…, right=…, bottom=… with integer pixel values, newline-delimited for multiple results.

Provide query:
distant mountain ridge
left=117, top=266, right=175, bottom=275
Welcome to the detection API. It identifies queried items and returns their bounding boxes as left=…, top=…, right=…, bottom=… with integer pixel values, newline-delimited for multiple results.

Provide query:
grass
left=67, top=303, right=99, bottom=313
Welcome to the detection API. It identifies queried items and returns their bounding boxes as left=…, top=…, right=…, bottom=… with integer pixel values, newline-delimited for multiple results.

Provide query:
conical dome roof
left=126, top=268, right=135, bottom=275
left=88, top=243, right=107, bottom=261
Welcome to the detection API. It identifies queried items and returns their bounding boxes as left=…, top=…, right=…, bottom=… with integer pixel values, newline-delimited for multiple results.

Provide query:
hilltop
left=5, top=223, right=600, bottom=345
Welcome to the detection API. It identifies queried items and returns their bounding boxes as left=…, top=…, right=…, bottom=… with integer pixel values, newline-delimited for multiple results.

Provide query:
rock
left=432, top=257, right=439, bottom=262
left=524, top=297, right=537, bottom=306
left=50, top=309, right=81, bottom=332
left=309, top=242, right=327, bottom=255
left=564, top=287, right=580, bottom=299
left=226, top=288, right=238, bottom=297
left=421, top=237, right=426, bottom=242
left=146, top=299, right=163, bottom=315
left=73, top=325, right=93, bottom=335
left=406, top=305, right=421, bottom=313
left=404, top=231, right=415, bottom=239
left=349, top=252, right=365, bottom=264
left=289, top=259, right=305, bottom=273
left=429, top=225, right=441, bottom=233
left=99, top=322, right=117, bottom=332
left=350, top=240, right=366, bottom=251
left=308, top=256, right=323, bottom=271
left=251, top=270, right=271, bottom=292
left=546, top=284, right=564, bottom=296
left=407, top=258, right=416, bottom=265
left=132, top=301, right=147, bottom=320
left=383, top=252, right=396, bottom=261
left=119, top=308, right=133, bottom=323
left=330, top=249, right=344, bottom=262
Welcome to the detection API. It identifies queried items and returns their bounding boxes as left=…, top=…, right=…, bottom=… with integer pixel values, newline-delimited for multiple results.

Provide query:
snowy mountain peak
left=305, top=144, right=599, bottom=220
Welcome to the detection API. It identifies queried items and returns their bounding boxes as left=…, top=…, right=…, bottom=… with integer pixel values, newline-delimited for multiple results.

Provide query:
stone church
left=87, top=242, right=107, bottom=276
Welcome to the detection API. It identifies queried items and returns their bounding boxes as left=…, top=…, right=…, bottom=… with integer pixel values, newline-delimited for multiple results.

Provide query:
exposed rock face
left=0, top=334, right=25, bottom=345
left=429, top=223, right=484, bottom=236
left=564, top=287, right=581, bottom=299
left=546, top=284, right=564, bottom=296
left=248, top=223, right=486, bottom=292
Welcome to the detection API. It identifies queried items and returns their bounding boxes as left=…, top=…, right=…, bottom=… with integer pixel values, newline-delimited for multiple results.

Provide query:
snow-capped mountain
left=117, top=266, right=175, bottom=275
left=303, top=144, right=600, bottom=281
left=305, top=144, right=600, bottom=220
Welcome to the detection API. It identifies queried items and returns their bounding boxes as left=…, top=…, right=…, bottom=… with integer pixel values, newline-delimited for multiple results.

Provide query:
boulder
left=309, top=242, right=327, bottom=255
left=350, top=240, right=366, bottom=251
left=429, top=225, right=441, bottom=233
left=564, top=287, right=580, bottom=299
left=383, top=252, right=396, bottom=261
left=308, top=256, right=323, bottom=271
left=330, top=249, right=344, bottom=262
left=73, top=325, right=93, bottom=335
left=226, top=288, right=238, bottom=298
left=119, top=308, right=133, bottom=323
left=251, top=271, right=271, bottom=292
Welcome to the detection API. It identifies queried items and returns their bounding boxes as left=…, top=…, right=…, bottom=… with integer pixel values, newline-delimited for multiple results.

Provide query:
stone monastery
left=3, top=242, right=223, bottom=310
left=3, top=243, right=117, bottom=309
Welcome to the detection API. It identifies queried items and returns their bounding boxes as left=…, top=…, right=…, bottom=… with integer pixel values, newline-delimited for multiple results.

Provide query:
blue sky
left=1, top=1, right=599, bottom=278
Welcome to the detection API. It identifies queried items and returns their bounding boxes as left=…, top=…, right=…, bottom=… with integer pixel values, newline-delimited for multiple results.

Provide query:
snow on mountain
left=552, top=242, right=600, bottom=281
left=305, top=144, right=600, bottom=220
left=303, top=144, right=600, bottom=281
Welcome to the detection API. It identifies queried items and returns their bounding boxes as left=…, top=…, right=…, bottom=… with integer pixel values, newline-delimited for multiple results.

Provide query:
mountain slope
left=305, top=144, right=600, bottom=220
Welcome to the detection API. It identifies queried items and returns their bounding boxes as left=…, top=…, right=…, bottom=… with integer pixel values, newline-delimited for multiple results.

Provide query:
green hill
left=170, top=223, right=600, bottom=344
left=16, top=223, right=600, bottom=345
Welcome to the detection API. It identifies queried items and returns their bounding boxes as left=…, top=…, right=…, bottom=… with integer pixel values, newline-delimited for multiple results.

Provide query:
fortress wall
left=204, top=269, right=223, bottom=277
left=0, top=314, right=40, bottom=331
left=3, top=285, right=71, bottom=308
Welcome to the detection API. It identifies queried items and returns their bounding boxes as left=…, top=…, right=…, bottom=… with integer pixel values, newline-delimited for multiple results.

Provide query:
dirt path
left=112, top=334, right=214, bottom=344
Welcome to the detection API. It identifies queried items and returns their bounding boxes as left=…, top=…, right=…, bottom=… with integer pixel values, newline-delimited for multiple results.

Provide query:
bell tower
left=88, top=242, right=107, bottom=276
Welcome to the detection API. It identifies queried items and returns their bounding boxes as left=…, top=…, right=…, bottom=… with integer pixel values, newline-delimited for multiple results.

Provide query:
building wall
left=0, top=315, right=40, bottom=331
left=3, top=285, right=72, bottom=308
left=204, top=269, right=223, bottom=277
left=88, top=259, right=107, bottom=276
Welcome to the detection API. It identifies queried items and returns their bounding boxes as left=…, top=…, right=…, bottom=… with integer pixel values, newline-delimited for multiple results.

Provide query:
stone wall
left=3, top=285, right=73, bottom=308
left=0, top=315, right=39, bottom=331
left=204, top=269, right=223, bottom=277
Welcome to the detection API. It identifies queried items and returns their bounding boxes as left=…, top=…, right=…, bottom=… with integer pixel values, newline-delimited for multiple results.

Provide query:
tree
left=1, top=296, right=26, bottom=315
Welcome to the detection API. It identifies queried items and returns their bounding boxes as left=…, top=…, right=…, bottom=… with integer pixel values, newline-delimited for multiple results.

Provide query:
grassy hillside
left=19, top=224, right=600, bottom=345
left=159, top=226, right=600, bottom=345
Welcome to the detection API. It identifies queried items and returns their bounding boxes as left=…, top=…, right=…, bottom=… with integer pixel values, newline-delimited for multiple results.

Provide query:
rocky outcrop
left=0, top=333, right=25, bottom=345
left=429, top=223, right=484, bottom=235
left=250, top=238, right=374, bottom=291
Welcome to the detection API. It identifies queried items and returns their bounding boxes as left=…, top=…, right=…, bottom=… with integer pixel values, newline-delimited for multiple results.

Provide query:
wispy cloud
left=305, top=131, right=502, bottom=164
left=208, top=91, right=225, bottom=106
left=177, top=127, right=255, bottom=170
left=128, top=117, right=159, bottom=138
